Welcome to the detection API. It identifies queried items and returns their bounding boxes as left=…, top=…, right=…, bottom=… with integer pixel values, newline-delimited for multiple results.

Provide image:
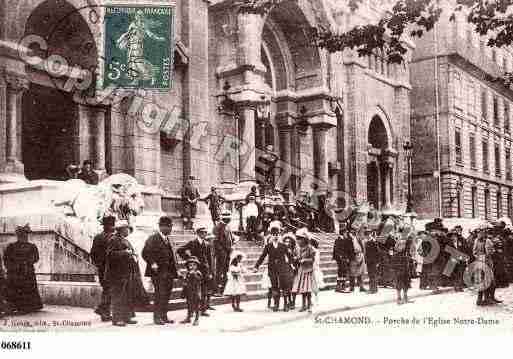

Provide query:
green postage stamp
left=103, top=4, right=174, bottom=90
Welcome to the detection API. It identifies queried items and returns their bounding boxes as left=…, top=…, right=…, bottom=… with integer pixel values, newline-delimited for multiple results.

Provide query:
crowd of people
left=2, top=207, right=513, bottom=323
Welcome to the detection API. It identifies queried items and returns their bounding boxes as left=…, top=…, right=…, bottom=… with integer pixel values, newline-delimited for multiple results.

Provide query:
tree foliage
left=237, top=0, right=513, bottom=65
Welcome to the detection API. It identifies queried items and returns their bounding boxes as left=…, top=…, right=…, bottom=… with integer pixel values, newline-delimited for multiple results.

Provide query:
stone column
left=239, top=106, right=257, bottom=184
left=278, top=125, right=293, bottom=191
left=93, top=107, right=106, bottom=173
left=0, top=72, right=28, bottom=182
left=382, top=162, right=393, bottom=209
left=74, top=100, right=92, bottom=165
left=312, top=124, right=330, bottom=192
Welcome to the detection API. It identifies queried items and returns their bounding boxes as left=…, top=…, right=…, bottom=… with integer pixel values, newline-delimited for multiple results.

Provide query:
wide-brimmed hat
left=15, top=223, right=32, bottom=235
left=230, top=250, right=246, bottom=262
left=221, top=210, right=232, bottom=218
left=102, top=216, right=116, bottom=226
left=295, top=227, right=311, bottom=240
left=186, top=256, right=200, bottom=266
left=195, top=225, right=208, bottom=233
left=269, top=220, right=282, bottom=231
left=115, top=220, right=131, bottom=229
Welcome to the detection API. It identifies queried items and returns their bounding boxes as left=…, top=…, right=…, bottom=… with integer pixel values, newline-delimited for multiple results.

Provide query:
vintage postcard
left=1, top=0, right=513, bottom=355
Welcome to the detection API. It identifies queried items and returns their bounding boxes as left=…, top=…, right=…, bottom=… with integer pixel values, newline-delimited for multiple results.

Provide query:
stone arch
left=8, top=0, right=102, bottom=44
left=368, top=106, right=394, bottom=149
left=265, top=0, right=325, bottom=91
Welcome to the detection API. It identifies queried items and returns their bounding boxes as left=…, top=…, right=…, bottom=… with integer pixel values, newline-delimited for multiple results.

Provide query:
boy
left=180, top=257, right=203, bottom=326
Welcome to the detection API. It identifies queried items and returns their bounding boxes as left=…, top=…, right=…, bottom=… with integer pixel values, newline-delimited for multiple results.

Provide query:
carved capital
left=4, top=71, right=29, bottom=92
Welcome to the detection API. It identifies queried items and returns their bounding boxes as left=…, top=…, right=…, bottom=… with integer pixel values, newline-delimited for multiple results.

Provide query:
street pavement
left=2, top=279, right=513, bottom=334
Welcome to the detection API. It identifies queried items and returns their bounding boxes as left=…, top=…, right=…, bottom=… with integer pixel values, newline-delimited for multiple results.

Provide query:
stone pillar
left=0, top=72, right=28, bottom=182
left=74, top=101, right=92, bottom=165
left=382, top=162, right=393, bottom=209
left=239, top=106, right=256, bottom=184
left=278, top=125, right=293, bottom=191
left=92, top=107, right=106, bottom=173
left=312, top=125, right=330, bottom=192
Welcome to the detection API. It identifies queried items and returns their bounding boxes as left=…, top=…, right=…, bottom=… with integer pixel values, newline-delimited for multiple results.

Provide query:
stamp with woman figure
left=103, top=4, right=174, bottom=90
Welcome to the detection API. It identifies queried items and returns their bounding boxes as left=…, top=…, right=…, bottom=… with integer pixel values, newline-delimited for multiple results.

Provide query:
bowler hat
left=102, top=216, right=116, bottom=226
left=15, top=223, right=32, bottom=235
left=159, top=216, right=173, bottom=226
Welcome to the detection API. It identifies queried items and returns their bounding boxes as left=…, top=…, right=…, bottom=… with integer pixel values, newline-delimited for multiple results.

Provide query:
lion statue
left=54, top=173, right=145, bottom=223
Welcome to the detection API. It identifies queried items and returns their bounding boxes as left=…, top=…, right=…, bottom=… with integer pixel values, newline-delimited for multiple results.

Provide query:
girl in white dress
left=223, top=251, right=246, bottom=312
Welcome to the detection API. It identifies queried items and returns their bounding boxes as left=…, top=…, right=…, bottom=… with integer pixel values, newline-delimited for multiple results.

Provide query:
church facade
left=0, top=0, right=413, bottom=222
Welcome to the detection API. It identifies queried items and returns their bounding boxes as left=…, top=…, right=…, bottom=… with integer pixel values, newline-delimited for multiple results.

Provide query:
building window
left=483, top=139, right=489, bottom=173
left=493, top=96, right=499, bottom=127
left=508, top=192, right=512, bottom=218
left=470, top=134, right=477, bottom=169
left=497, top=192, right=503, bottom=218
left=505, top=101, right=510, bottom=133
left=467, top=82, right=475, bottom=115
left=506, top=147, right=512, bottom=180
left=455, top=129, right=463, bottom=164
left=485, top=188, right=491, bottom=220
left=454, top=72, right=463, bottom=109
left=481, top=88, right=488, bottom=121
left=495, top=143, right=501, bottom=177
left=472, top=186, right=478, bottom=218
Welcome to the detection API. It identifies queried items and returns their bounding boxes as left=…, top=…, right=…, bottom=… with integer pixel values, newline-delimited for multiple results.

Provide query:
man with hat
left=177, top=226, right=213, bottom=316
left=213, top=211, right=234, bottom=294
left=254, top=220, right=294, bottom=311
left=201, top=187, right=226, bottom=226
left=244, top=194, right=260, bottom=242
left=332, top=222, right=354, bottom=293
left=181, top=176, right=200, bottom=230
left=142, top=216, right=179, bottom=325
left=3, top=224, right=43, bottom=314
left=90, top=215, right=116, bottom=321
left=364, top=228, right=380, bottom=294
left=78, top=159, right=99, bottom=185
left=105, top=220, right=148, bottom=326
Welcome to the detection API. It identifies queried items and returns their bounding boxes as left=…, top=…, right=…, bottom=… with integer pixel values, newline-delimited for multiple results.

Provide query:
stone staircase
left=162, top=231, right=339, bottom=310
left=3, top=226, right=338, bottom=309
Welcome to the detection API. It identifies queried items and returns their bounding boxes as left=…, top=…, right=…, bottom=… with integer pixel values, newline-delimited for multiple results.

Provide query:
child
left=223, top=251, right=246, bottom=312
left=292, top=228, right=315, bottom=313
left=180, top=257, right=203, bottom=326
left=310, top=237, right=325, bottom=308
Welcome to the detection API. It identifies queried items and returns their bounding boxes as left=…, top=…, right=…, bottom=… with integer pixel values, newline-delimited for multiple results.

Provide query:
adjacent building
left=411, top=7, right=513, bottom=220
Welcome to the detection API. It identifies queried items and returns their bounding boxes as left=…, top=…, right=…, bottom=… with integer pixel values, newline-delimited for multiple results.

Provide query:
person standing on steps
left=177, top=226, right=213, bottom=317
left=333, top=222, right=354, bottom=293
left=254, top=221, right=295, bottom=312
left=78, top=159, right=99, bottom=185
left=142, top=216, right=179, bottom=325
left=202, top=187, right=225, bottom=226
left=213, top=211, right=234, bottom=294
left=181, top=176, right=200, bottom=230
left=90, top=216, right=116, bottom=322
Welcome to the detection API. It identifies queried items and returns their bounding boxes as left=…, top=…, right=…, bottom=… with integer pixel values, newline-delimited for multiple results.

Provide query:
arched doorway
left=367, top=115, right=393, bottom=209
left=22, top=0, right=99, bottom=180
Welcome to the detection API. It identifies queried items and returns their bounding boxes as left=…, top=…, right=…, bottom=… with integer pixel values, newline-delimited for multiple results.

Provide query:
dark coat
left=364, top=240, right=381, bottom=265
left=333, top=235, right=355, bottom=262
left=182, top=185, right=200, bottom=218
left=90, top=231, right=114, bottom=282
left=3, top=241, right=43, bottom=312
left=141, top=232, right=179, bottom=278
left=78, top=170, right=99, bottom=185
left=177, top=239, right=212, bottom=277
left=255, top=241, right=294, bottom=274
left=213, top=223, right=233, bottom=258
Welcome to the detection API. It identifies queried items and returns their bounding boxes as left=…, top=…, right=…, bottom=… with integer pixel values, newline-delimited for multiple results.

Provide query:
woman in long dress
left=292, top=228, right=316, bottom=312
left=391, top=237, right=413, bottom=305
left=3, top=224, right=43, bottom=314
left=310, top=237, right=325, bottom=307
